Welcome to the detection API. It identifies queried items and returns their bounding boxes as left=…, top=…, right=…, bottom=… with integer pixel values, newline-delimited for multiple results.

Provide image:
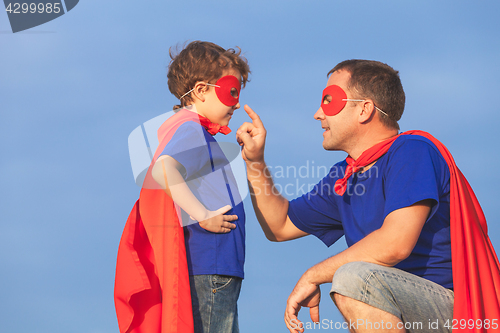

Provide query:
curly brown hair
left=167, top=41, right=250, bottom=109
left=328, top=60, right=405, bottom=130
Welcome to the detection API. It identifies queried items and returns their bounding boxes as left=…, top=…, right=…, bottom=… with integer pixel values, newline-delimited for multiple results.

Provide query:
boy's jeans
left=189, top=275, right=242, bottom=333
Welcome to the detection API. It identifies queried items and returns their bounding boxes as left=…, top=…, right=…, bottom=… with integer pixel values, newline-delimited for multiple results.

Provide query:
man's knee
left=331, top=261, right=374, bottom=292
left=330, top=262, right=387, bottom=313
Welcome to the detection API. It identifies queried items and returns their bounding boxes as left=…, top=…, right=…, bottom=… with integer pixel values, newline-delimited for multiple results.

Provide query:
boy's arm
left=152, top=155, right=238, bottom=233
left=237, top=105, right=309, bottom=242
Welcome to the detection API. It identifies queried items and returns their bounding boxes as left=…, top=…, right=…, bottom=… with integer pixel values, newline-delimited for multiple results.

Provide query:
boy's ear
left=192, top=82, right=208, bottom=102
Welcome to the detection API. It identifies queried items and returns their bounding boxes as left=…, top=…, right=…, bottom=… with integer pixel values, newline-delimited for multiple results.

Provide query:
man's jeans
left=190, top=275, right=242, bottom=333
left=330, top=262, right=454, bottom=333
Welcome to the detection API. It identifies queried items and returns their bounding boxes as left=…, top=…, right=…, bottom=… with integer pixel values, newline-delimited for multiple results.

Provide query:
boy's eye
left=230, top=87, right=239, bottom=99
left=323, top=95, right=332, bottom=104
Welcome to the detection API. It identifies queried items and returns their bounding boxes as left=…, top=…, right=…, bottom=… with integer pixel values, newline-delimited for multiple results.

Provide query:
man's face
left=314, top=70, right=359, bottom=151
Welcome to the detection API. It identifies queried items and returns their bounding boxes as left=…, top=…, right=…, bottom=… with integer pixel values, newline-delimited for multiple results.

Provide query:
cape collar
left=334, top=134, right=401, bottom=195
left=197, top=114, right=231, bottom=135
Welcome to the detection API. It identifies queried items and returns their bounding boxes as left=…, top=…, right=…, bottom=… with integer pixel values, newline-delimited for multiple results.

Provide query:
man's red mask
left=320, top=84, right=389, bottom=118
left=320, top=85, right=348, bottom=116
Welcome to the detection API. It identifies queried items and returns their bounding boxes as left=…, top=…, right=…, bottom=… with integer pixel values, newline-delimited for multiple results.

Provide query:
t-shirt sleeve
left=159, top=122, right=210, bottom=180
left=288, top=172, right=344, bottom=247
left=383, top=137, right=449, bottom=221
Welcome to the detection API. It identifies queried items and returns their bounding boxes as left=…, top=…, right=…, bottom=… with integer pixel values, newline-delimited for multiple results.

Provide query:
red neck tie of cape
left=334, top=130, right=500, bottom=332
left=334, top=136, right=401, bottom=196
left=198, top=114, right=231, bottom=135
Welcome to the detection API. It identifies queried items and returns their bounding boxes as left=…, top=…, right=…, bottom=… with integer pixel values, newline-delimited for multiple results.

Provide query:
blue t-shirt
left=288, top=135, right=452, bottom=289
left=159, top=120, right=245, bottom=279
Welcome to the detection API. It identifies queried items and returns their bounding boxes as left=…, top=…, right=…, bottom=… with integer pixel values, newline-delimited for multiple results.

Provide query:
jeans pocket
left=212, top=275, right=233, bottom=292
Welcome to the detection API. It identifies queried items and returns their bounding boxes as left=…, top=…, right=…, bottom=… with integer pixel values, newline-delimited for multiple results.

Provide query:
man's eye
left=230, top=87, right=239, bottom=98
left=323, top=95, right=332, bottom=104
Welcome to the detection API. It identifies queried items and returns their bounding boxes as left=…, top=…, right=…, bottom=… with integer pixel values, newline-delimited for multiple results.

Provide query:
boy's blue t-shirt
left=288, top=135, right=453, bottom=289
left=159, top=120, right=245, bottom=279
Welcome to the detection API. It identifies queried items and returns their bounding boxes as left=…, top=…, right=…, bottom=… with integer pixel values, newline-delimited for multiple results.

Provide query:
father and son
left=115, top=41, right=500, bottom=333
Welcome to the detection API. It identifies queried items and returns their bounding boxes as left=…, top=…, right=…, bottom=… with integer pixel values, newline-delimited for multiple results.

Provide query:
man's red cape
left=349, top=130, right=500, bottom=332
left=415, top=130, right=500, bottom=331
left=114, top=110, right=202, bottom=333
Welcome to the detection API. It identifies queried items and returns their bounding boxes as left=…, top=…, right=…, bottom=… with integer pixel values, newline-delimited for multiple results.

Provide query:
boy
left=115, top=41, right=250, bottom=333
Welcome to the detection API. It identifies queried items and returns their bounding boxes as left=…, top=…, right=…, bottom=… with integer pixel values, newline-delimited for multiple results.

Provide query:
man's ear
left=359, top=99, right=376, bottom=123
left=192, top=82, right=208, bottom=102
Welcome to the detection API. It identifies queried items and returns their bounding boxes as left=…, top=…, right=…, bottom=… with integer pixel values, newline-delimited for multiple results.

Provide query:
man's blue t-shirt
left=159, top=120, right=245, bottom=279
left=288, top=135, right=452, bottom=289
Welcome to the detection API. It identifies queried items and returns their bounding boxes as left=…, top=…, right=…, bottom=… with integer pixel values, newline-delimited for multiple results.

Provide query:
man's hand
left=284, top=274, right=321, bottom=333
left=197, top=205, right=238, bottom=233
left=236, top=105, right=267, bottom=163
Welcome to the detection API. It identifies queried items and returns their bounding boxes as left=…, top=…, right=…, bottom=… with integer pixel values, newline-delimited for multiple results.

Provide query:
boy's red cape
left=336, top=130, right=500, bottom=332
left=114, top=110, right=202, bottom=333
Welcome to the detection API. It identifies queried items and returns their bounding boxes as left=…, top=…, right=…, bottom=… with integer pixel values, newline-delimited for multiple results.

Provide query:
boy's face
left=198, top=68, right=242, bottom=127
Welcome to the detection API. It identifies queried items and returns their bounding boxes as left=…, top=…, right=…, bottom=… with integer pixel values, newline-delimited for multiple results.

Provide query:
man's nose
left=314, top=107, right=325, bottom=120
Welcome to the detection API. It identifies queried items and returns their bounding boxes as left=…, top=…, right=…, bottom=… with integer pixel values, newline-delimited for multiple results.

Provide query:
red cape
left=410, top=131, right=500, bottom=332
left=351, top=130, right=500, bottom=331
left=114, top=110, right=202, bottom=333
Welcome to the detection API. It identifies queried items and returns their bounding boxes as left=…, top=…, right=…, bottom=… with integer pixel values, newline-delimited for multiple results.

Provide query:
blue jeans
left=189, top=275, right=242, bottom=333
left=330, top=262, right=454, bottom=333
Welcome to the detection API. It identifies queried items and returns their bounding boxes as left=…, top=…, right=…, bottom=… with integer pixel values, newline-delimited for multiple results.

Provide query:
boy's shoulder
left=164, top=121, right=209, bottom=153
left=160, top=110, right=208, bottom=145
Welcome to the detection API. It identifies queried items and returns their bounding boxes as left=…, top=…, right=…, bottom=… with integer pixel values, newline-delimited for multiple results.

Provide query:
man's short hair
left=167, top=41, right=250, bottom=108
left=328, top=60, right=405, bottom=130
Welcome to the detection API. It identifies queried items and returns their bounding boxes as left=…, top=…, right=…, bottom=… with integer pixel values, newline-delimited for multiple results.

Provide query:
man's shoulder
left=389, top=133, right=443, bottom=157
left=382, top=133, right=450, bottom=180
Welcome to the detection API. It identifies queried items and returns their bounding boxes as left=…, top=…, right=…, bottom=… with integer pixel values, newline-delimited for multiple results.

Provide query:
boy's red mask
left=214, top=75, right=241, bottom=106
left=320, top=85, right=348, bottom=116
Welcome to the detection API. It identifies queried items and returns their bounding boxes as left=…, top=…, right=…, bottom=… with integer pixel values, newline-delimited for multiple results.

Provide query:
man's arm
left=237, top=105, right=308, bottom=242
left=284, top=199, right=432, bottom=332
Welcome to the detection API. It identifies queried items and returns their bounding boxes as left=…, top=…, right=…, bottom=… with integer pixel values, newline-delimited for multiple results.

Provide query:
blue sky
left=2, top=1, right=500, bottom=332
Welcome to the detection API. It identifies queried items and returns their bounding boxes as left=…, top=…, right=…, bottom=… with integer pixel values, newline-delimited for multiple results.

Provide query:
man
left=236, top=60, right=499, bottom=333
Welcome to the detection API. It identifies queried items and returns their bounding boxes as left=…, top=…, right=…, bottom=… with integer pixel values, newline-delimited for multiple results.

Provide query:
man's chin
left=322, top=144, right=333, bottom=151
left=322, top=142, right=340, bottom=151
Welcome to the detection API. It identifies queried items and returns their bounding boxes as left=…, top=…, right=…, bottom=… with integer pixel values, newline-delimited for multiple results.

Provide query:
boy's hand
left=198, top=205, right=238, bottom=233
left=236, top=105, right=267, bottom=163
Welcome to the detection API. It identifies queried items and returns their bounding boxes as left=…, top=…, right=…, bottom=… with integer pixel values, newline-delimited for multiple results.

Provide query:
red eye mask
left=320, top=85, right=348, bottom=116
left=214, top=75, right=241, bottom=106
